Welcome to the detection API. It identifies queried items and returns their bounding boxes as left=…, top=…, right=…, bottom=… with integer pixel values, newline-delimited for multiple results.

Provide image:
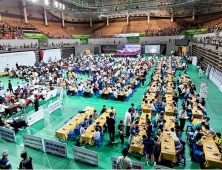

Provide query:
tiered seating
left=0, top=23, right=20, bottom=39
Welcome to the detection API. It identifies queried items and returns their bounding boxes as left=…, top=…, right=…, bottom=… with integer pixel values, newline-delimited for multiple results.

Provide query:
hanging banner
left=111, top=157, right=144, bottom=169
left=48, top=100, right=61, bottom=114
left=200, top=82, right=209, bottom=99
left=0, top=127, right=16, bottom=142
left=27, top=109, right=44, bottom=126
left=44, top=139, right=67, bottom=157
left=22, top=134, right=43, bottom=150
left=72, top=146, right=98, bottom=166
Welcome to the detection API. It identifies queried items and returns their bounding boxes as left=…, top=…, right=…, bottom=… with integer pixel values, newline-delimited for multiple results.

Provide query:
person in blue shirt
left=0, top=150, right=12, bottom=169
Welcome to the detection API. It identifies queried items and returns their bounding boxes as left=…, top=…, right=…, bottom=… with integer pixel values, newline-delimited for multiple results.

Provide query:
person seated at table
left=215, top=132, right=222, bottom=148
left=0, top=102, right=7, bottom=117
left=127, top=132, right=135, bottom=151
left=175, top=122, right=181, bottom=138
left=205, top=117, right=210, bottom=126
left=88, top=115, right=93, bottom=125
left=9, top=96, right=16, bottom=104
left=30, top=94, right=35, bottom=104
left=170, top=128, right=180, bottom=145
left=80, top=124, right=85, bottom=136
left=93, top=110, right=98, bottom=120
left=148, top=101, right=155, bottom=110
left=93, top=127, right=101, bottom=141
left=141, top=100, right=148, bottom=108
left=18, top=97, right=26, bottom=110
left=83, top=118, right=89, bottom=129
left=5, top=89, right=11, bottom=98
left=156, top=111, right=163, bottom=125
left=132, top=126, right=139, bottom=135
left=176, top=141, right=186, bottom=163
left=131, top=120, right=139, bottom=130
left=41, top=88, right=47, bottom=100
left=195, top=133, right=203, bottom=151
left=193, top=121, right=205, bottom=131
left=100, top=105, right=107, bottom=115
left=0, top=81, right=3, bottom=90
left=33, top=88, right=38, bottom=95
left=203, top=125, right=215, bottom=137
left=95, top=122, right=103, bottom=132
left=16, top=86, right=22, bottom=93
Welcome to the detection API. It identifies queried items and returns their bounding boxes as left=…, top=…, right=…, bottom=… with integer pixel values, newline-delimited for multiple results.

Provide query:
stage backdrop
left=40, top=49, right=61, bottom=63
left=0, top=51, right=36, bottom=72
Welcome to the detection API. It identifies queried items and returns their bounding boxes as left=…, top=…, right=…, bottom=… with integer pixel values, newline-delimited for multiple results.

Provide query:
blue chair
left=70, top=116, right=74, bottom=119
left=78, top=110, right=82, bottom=113
left=187, top=112, right=192, bottom=118
left=179, top=137, right=183, bottom=142
left=193, top=150, right=203, bottom=163
left=138, top=107, right=142, bottom=113
left=68, top=131, right=75, bottom=141
left=91, top=93, right=95, bottom=98
left=94, top=138, right=103, bottom=148
left=186, top=124, right=193, bottom=133
left=64, top=120, right=69, bottom=124
left=100, top=131, right=104, bottom=141
left=152, top=109, right=157, bottom=115
left=151, top=128, right=155, bottom=137
left=79, top=122, right=84, bottom=126
left=187, top=132, right=194, bottom=142
left=74, top=126, right=81, bottom=136
left=125, top=96, right=130, bottom=101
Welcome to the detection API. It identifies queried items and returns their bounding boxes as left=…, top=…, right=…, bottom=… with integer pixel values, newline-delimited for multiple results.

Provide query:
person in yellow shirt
left=215, top=132, right=222, bottom=148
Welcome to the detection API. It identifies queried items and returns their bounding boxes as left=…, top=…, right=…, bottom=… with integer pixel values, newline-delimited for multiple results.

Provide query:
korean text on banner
left=27, top=109, right=44, bottom=126
left=0, top=127, right=16, bottom=142
left=72, top=146, right=98, bottom=166
left=48, top=100, right=61, bottom=114
left=22, top=134, right=43, bottom=150
left=44, top=139, right=67, bottom=157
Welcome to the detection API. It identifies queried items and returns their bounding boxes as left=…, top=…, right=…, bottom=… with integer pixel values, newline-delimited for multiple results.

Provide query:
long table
left=55, top=107, right=94, bottom=140
left=202, top=136, right=222, bottom=168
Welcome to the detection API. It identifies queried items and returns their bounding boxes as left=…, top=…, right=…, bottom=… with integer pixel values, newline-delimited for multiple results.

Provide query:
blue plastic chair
left=70, top=116, right=74, bottom=119
left=78, top=110, right=82, bottom=113
left=151, top=119, right=157, bottom=128
left=68, top=131, right=75, bottom=141
left=100, top=131, right=104, bottom=141
left=74, top=126, right=81, bottom=136
left=152, top=109, right=157, bottom=115
left=187, top=132, right=194, bottom=142
left=186, top=124, right=193, bottom=133
left=193, top=150, right=203, bottom=163
left=94, top=138, right=103, bottom=148
left=64, top=120, right=69, bottom=124
left=126, top=96, right=130, bottom=101
left=79, top=122, right=84, bottom=126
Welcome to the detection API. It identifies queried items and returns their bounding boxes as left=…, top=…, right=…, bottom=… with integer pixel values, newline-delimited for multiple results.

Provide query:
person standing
left=179, top=107, right=187, bottom=131
left=199, top=67, right=203, bottom=78
left=124, top=108, right=132, bottom=138
left=0, top=150, right=12, bottom=169
left=34, top=95, right=39, bottom=112
left=18, top=151, right=33, bottom=170
left=8, top=80, right=13, bottom=94
left=117, top=148, right=132, bottom=169
left=118, top=120, right=125, bottom=147
left=107, top=112, right=116, bottom=143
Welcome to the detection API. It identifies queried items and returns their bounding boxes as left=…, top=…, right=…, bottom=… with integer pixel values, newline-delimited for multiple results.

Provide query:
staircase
left=35, top=50, right=41, bottom=62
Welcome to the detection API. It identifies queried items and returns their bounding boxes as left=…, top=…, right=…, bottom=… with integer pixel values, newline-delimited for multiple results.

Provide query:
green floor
left=0, top=62, right=222, bottom=169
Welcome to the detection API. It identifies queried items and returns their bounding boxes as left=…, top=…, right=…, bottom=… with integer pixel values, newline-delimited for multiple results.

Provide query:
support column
left=192, top=9, right=195, bottom=21
left=0, top=13, right=2, bottom=22
left=23, top=0, right=28, bottom=24
left=107, top=17, right=109, bottom=27
left=147, top=14, right=150, bottom=24
left=61, top=11, right=65, bottom=27
left=44, top=9, right=48, bottom=26
left=89, top=14, right=92, bottom=28
left=126, top=15, right=129, bottom=26
left=171, top=14, right=174, bottom=23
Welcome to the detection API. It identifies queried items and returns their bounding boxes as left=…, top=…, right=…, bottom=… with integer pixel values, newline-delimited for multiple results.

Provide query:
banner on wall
left=48, top=100, right=61, bottom=114
left=27, top=109, right=44, bottom=126
left=111, top=157, right=144, bottom=169
left=0, top=127, right=16, bottom=142
left=0, top=51, right=36, bottom=72
left=22, top=134, right=43, bottom=150
left=44, top=139, right=67, bottom=157
left=72, top=146, right=98, bottom=166
left=40, top=49, right=61, bottom=63
left=200, top=82, right=209, bottom=99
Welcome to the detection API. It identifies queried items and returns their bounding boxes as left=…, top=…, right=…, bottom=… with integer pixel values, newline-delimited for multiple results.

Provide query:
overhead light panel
left=54, top=1, right=58, bottom=8
left=44, top=0, right=49, bottom=5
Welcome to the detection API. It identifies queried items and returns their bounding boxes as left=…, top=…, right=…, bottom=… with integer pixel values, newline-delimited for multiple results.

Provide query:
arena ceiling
left=25, top=0, right=222, bottom=20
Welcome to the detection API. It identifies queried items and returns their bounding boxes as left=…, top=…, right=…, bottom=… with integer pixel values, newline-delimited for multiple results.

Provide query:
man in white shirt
left=93, top=128, right=100, bottom=140
left=0, top=103, right=7, bottom=115
left=124, top=108, right=132, bottom=138
left=33, top=88, right=38, bottom=95
left=170, top=128, right=180, bottom=145
left=117, top=148, right=132, bottom=169
left=80, top=125, right=85, bottom=135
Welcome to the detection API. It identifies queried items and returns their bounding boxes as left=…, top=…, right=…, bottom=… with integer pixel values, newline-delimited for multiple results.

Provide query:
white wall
left=89, top=38, right=128, bottom=45
left=0, top=39, right=38, bottom=48
left=44, top=39, right=80, bottom=46
left=75, top=44, right=101, bottom=56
